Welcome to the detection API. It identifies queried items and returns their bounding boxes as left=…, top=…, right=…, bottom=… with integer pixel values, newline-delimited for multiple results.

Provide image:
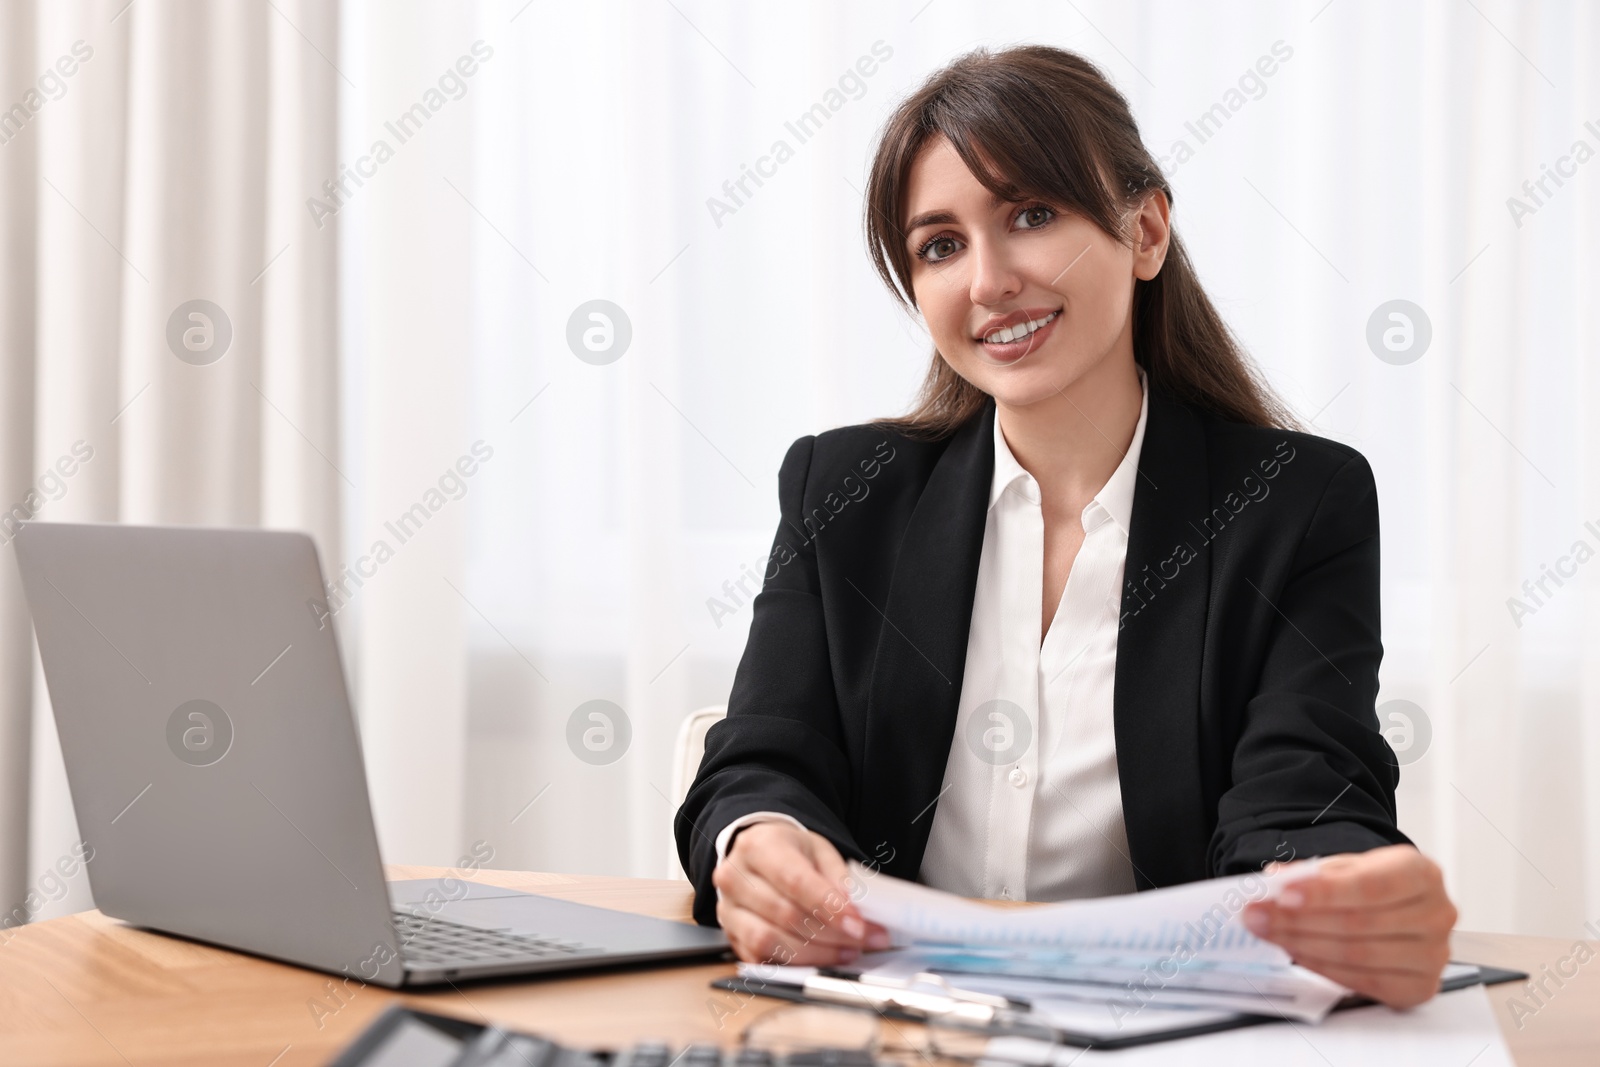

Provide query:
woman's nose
left=967, top=238, right=1023, bottom=306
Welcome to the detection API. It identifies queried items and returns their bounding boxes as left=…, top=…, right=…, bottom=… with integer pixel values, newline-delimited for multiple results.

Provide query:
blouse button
left=1008, top=766, right=1027, bottom=788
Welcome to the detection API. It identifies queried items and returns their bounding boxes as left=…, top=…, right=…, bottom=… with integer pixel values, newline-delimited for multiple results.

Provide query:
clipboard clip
left=850, top=970, right=1026, bottom=1010
left=803, top=971, right=1020, bottom=1027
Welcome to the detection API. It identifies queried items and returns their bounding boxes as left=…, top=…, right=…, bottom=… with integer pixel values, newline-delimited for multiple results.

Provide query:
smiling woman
left=863, top=46, right=1296, bottom=439
left=677, top=43, right=1459, bottom=1012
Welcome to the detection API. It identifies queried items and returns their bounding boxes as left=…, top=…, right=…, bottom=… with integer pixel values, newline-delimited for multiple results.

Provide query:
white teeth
left=984, top=310, right=1058, bottom=344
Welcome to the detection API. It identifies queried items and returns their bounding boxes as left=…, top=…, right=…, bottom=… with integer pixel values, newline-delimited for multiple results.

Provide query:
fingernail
left=841, top=916, right=865, bottom=939
left=1242, top=909, right=1268, bottom=935
left=867, top=931, right=891, bottom=950
left=838, top=948, right=859, bottom=963
left=1280, top=889, right=1304, bottom=909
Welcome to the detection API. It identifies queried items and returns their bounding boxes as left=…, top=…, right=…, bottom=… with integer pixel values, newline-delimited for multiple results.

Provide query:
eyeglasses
left=741, top=1004, right=881, bottom=1063
left=739, top=1001, right=1039, bottom=1066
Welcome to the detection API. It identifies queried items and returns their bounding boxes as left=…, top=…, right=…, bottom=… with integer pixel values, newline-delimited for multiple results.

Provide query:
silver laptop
left=13, top=521, right=727, bottom=987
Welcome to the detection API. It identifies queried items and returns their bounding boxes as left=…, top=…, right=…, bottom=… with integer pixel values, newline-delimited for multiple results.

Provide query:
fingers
left=800, top=832, right=868, bottom=937
left=1269, top=911, right=1451, bottom=1010
left=1242, top=846, right=1458, bottom=1011
left=1246, top=893, right=1457, bottom=940
left=713, top=823, right=873, bottom=958
left=1291, top=959, right=1446, bottom=1011
left=1269, top=926, right=1452, bottom=976
left=719, top=869, right=866, bottom=949
left=1278, top=845, right=1441, bottom=910
left=743, top=830, right=861, bottom=932
left=716, top=899, right=862, bottom=967
left=1245, top=843, right=1456, bottom=949
left=802, top=832, right=892, bottom=950
left=805, top=831, right=859, bottom=908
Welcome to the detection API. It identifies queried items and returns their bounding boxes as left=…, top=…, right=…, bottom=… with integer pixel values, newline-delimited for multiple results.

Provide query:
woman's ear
left=1131, top=189, right=1172, bottom=281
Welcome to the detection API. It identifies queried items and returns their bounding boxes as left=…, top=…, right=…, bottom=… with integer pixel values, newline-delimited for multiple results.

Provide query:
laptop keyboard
left=392, top=909, right=594, bottom=967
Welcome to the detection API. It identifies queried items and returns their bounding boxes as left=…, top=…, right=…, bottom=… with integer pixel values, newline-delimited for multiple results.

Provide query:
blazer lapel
left=858, top=400, right=994, bottom=879
left=1114, top=385, right=1213, bottom=888
left=856, top=386, right=1213, bottom=890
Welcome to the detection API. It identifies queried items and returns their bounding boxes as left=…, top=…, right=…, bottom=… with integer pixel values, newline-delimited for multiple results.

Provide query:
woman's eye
left=915, top=207, right=1052, bottom=263
left=1017, top=205, right=1055, bottom=229
left=917, top=235, right=962, bottom=263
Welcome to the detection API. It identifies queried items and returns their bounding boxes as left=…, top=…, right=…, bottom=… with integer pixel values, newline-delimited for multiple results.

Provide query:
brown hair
left=864, top=45, right=1299, bottom=437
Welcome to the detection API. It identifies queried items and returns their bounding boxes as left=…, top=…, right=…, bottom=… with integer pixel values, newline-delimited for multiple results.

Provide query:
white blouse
left=917, top=370, right=1147, bottom=901
left=716, top=371, right=1148, bottom=903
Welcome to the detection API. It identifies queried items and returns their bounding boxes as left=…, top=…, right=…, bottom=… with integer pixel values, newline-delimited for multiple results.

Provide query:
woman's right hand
left=712, top=821, right=891, bottom=965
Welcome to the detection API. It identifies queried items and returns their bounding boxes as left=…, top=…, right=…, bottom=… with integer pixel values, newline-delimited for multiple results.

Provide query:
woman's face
left=901, top=136, right=1169, bottom=409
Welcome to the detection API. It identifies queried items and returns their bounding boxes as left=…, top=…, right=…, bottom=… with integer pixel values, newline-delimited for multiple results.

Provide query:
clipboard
left=710, top=960, right=1528, bottom=1051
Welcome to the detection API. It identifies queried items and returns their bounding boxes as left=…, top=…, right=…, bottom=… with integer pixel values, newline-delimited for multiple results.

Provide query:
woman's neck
left=994, top=352, right=1144, bottom=507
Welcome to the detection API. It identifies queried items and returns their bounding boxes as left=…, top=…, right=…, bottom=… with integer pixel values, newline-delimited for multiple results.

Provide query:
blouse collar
left=988, top=365, right=1149, bottom=538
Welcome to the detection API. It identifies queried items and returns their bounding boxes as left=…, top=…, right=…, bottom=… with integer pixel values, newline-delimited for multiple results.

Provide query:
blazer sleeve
left=675, top=435, right=867, bottom=926
left=1210, top=452, right=1412, bottom=874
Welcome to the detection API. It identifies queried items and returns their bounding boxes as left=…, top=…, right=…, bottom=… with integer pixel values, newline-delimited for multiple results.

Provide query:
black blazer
left=676, top=382, right=1408, bottom=925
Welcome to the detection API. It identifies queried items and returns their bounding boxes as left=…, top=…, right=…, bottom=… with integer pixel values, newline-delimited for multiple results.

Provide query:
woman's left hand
left=1242, top=844, right=1458, bottom=1010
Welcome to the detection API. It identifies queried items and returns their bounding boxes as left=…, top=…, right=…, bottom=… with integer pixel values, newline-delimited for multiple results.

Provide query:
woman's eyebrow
left=905, top=191, right=1010, bottom=234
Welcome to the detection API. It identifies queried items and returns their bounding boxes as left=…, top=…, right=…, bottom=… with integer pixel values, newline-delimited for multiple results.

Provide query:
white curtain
left=2, top=0, right=1596, bottom=944
left=0, top=0, right=340, bottom=921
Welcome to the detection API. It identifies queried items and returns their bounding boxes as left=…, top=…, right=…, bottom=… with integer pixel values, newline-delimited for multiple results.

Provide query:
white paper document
left=846, top=861, right=1349, bottom=1023
left=1064, top=984, right=1515, bottom=1066
left=849, top=860, right=1315, bottom=962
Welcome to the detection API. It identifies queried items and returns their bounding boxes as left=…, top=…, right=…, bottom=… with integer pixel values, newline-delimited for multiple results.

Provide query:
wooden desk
left=0, top=866, right=1594, bottom=1066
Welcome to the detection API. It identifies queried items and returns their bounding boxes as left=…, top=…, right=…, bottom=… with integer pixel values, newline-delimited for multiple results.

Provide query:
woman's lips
left=975, top=310, right=1060, bottom=364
